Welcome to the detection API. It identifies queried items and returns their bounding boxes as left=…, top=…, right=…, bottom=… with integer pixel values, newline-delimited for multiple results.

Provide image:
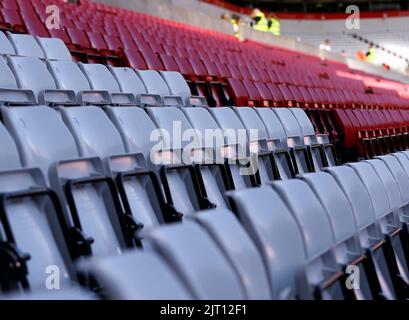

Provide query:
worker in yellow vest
left=221, top=12, right=241, bottom=39
left=268, top=13, right=280, bottom=36
left=366, top=43, right=375, bottom=63
left=251, top=8, right=269, bottom=32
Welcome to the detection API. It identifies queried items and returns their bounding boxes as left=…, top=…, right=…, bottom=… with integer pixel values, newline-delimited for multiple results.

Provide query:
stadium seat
left=254, top=107, right=295, bottom=179
left=233, top=107, right=283, bottom=183
left=227, top=187, right=307, bottom=299
left=191, top=208, right=272, bottom=299
left=7, top=32, right=44, bottom=58
left=136, top=70, right=183, bottom=106
left=160, top=70, right=207, bottom=107
left=144, top=221, right=246, bottom=299
left=7, top=56, right=77, bottom=105
left=108, top=66, right=162, bottom=106
left=271, top=179, right=349, bottom=299
left=325, top=165, right=404, bottom=299
left=300, top=172, right=375, bottom=299
left=79, top=250, right=192, bottom=299
left=1, top=105, right=129, bottom=258
left=36, top=37, right=72, bottom=61
left=272, top=108, right=315, bottom=174
left=78, top=63, right=135, bottom=105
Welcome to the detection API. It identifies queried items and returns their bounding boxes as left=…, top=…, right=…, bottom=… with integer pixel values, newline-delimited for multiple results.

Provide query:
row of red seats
left=333, top=109, right=409, bottom=160
left=227, top=78, right=409, bottom=109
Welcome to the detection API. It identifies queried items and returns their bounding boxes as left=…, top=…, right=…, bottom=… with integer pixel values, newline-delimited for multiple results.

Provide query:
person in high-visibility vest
left=366, top=43, right=375, bottom=63
left=221, top=12, right=241, bottom=39
left=251, top=8, right=269, bottom=32
left=267, top=13, right=280, bottom=36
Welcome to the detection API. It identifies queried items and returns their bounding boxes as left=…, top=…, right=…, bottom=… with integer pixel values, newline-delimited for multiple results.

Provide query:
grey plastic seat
left=0, top=31, right=15, bottom=56
left=254, top=107, right=295, bottom=179
left=146, top=107, right=208, bottom=216
left=348, top=161, right=409, bottom=287
left=160, top=70, right=207, bottom=106
left=365, top=159, right=407, bottom=220
left=36, top=37, right=72, bottom=61
left=233, top=107, right=284, bottom=183
left=61, top=105, right=166, bottom=229
left=7, top=33, right=45, bottom=59
left=192, top=208, right=272, bottom=299
left=79, top=63, right=135, bottom=105
left=136, top=70, right=183, bottom=106
left=300, top=171, right=378, bottom=299
left=181, top=107, right=233, bottom=209
left=80, top=250, right=191, bottom=300
left=325, top=165, right=399, bottom=299
left=106, top=106, right=160, bottom=161
left=0, top=121, right=79, bottom=292
left=7, top=56, right=75, bottom=105
left=290, top=108, right=335, bottom=168
left=107, top=105, right=206, bottom=223
left=145, top=221, right=245, bottom=299
left=1, top=105, right=127, bottom=258
left=109, top=66, right=162, bottom=106
left=226, top=187, right=306, bottom=299
left=47, top=60, right=92, bottom=95
left=271, top=179, right=343, bottom=300
left=272, top=108, right=314, bottom=174
left=208, top=107, right=257, bottom=190
left=376, top=154, right=409, bottom=223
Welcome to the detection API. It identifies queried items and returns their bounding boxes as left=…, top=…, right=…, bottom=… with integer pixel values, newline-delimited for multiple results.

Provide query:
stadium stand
left=0, top=0, right=409, bottom=301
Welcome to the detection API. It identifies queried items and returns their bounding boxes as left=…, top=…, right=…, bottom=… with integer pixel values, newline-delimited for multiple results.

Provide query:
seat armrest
left=267, top=138, right=286, bottom=152
left=316, top=134, right=330, bottom=145
left=77, top=90, right=112, bottom=105
left=136, top=93, right=163, bottom=106
left=38, top=89, right=78, bottom=106
left=162, top=95, right=183, bottom=106
left=105, top=152, right=147, bottom=174
left=0, top=88, right=37, bottom=105
left=110, top=92, right=137, bottom=106
left=185, top=95, right=208, bottom=107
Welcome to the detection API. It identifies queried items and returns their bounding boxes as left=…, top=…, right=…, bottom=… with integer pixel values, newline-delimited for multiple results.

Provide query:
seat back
left=7, top=56, right=57, bottom=97
left=193, top=208, right=272, bottom=299
left=325, top=166, right=379, bottom=248
left=160, top=71, right=191, bottom=104
left=136, top=70, right=171, bottom=96
left=300, top=172, right=361, bottom=264
left=2, top=106, right=78, bottom=175
left=271, top=179, right=335, bottom=261
left=78, top=63, right=120, bottom=93
left=348, top=162, right=396, bottom=226
left=60, top=106, right=126, bottom=158
left=272, top=108, right=303, bottom=145
left=7, top=33, right=44, bottom=59
left=145, top=221, right=246, bottom=299
left=36, top=37, right=72, bottom=61
left=227, top=187, right=306, bottom=299
left=365, top=159, right=405, bottom=216
left=47, top=60, right=91, bottom=94
left=81, top=251, right=191, bottom=299
left=109, top=67, right=147, bottom=96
